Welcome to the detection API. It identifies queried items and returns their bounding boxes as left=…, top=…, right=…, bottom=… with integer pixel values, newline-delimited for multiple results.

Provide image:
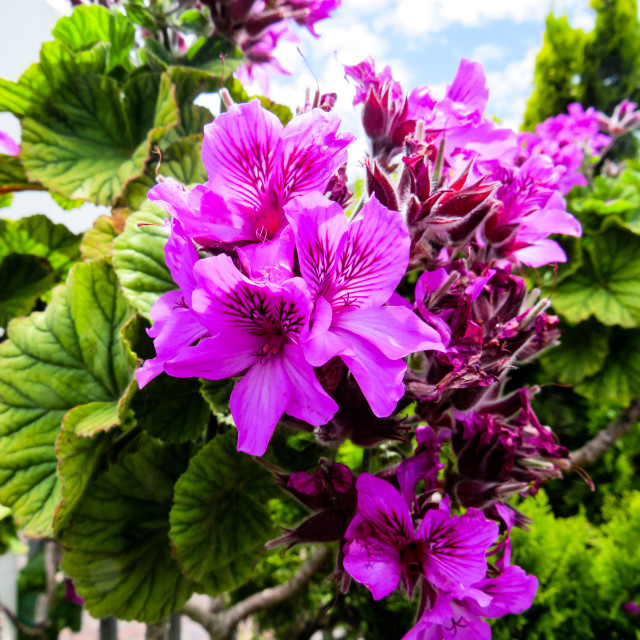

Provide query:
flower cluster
left=135, top=55, right=613, bottom=638
left=138, top=99, right=444, bottom=456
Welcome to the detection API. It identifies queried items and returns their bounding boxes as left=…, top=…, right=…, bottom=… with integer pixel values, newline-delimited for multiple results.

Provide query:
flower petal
left=335, top=328, right=407, bottom=417
left=304, top=297, right=354, bottom=366
left=192, top=254, right=312, bottom=341
left=285, top=192, right=348, bottom=301
left=343, top=537, right=403, bottom=600
left=333, top=306, right=446, bottom=359
left=469, top=566, right=538, bottom=618
left=279, top=344, right=338, bottom=426
left=271, top=108, right=354, bottom=205
left=330, top=195, right=410, bottom=310
left=230, top=355, right=291, bottom=456
left=202, top=99, right=283, bottom=213
left=136, top=291, right=207, bottom=388
left=417, top=507, right=499, bottom=590
left=353, top=473, right=414, bottom=539
left=163, top=330, right=262, bottom=380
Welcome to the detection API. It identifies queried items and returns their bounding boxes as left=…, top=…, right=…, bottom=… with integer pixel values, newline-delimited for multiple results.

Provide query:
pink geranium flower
left=149, top=100, right=354, bottom=269
left=286, top=193, right=446, bottom=416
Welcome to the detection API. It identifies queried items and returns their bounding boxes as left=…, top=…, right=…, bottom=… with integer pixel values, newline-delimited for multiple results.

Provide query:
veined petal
left=230, top=355, right=291, bottom=456
left=343, top=537, right=403, bottom=601
left=335, top=327, right=407, bottom=417
left=237, top=224, right=295, bottom=283
left=163, top=330, right=262, bottom=380
left=513, top=239, right=567, bottom=267
left=271, top=108, right=354, bottom=206
left=329, top=195, right=410, bottom=310
left=354, top=473, right=413, bottom=540
left=333, top=306, right=446, bottom=359
left=163, top=218, right=199, bottom=294
left=279, top=344, right=338, bottom=426
left=202, top=99, right=283, bottom=212
left=417, top=507, right=499, bottom=590
left=285, top=193, right=348, bottom=301
left=148, top=179, right=191, bottom=219
left=136, top=291, right=208, bottom=388
left=187, top=185, right=259, bottom=243
left=446, top=59, right=489, bottom=114
left=304, top=297, right=355, bottom=366
left=469, top=566, right=538, bottom=618
left=192, top=254, right=312, bottom=340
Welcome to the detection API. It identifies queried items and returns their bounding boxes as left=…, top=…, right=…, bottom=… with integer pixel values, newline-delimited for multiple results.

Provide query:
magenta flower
left=403, top=566, right=537, bottom=640
left=343, top=473, right=500, bottom=600
left=236, top=23, right=297, bottom=95
left=286, top=193, right=446, bottom=416
left=0, top=130, right=19, bottom=156
left=283, top=0, right=341, bottom=36
left=136, top=218, right=208, bottom=388
left=149, top=99, right=354, bottom=263
left=484, top=156, right=582, bottom=267
left=155, top=253, right=337, bottom=456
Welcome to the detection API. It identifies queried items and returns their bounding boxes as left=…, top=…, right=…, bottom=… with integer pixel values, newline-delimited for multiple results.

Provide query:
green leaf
left=0, top=155, right=43, bottom=194
left=158, top=135, right=207, bottom=184
left=60, top=438, right=195, bottom=621
left=181, top=37, right=243, bottom=77
left=52, top=4, right=135, bottom=72
left=51, top=192, right=84, bottom=210
left=0, top=193, right=12, bottom=208
left=132, top=375, right=210, bottom=443
left=0, top=254, right=55, bottom=327
left=112, top=204, right=174, bottom=317
left=0, top=261, right=134, bottom=536
left=161, top=66, right=218, bottom=140
left=0, top=215, right=80, bottom=273
left=21, top=69, right=178, bottom=205
left=552, top=227, right=640, bottom=328
left=54, top=418, right=113, bottom=533
left=199, top=379, right=234, bottom=427
left=575, top=329, right=640, bottom=406
left=540, top=319, right=611, bottom=385
left=123, top=3, right=157, bottom=30
left=169, top=431, right=276, bottom=594
left=80, top=213, right=127, bottom=262
left=176, top=9, right=211, bottom=35
left=143, top=38, right=175, bottom=69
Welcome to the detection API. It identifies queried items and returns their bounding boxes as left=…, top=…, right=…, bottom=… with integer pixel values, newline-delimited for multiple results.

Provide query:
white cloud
left=485, top=46, right=538, bottom=130
left=471, top=43, right=504, bottom=66
left=383, top=0, right=584, bottom=37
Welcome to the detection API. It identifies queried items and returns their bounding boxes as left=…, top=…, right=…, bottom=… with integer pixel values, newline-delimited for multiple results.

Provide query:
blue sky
left=0, top=0, right=604, bottom=230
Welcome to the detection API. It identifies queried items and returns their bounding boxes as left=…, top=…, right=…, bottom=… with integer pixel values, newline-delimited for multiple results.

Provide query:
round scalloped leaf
left=21, top=67, right=178, bottom=205
left=539, top=319, right=611, bottom=385
left=112, top=204, right=174, bottom=317
left=169, top=431, right=276, bottom=594
left=552, top=227, right=640, bottom=328
left=574, top=329, right=640, bottom=406
left=0, top=261, right=134, bottom=536
left=158, top=135, right=207, bottom=185
left=80, top=213, right=127, bottom=262
left=51, top=4, right=135, bottom=72
left=0, top=254, right=55, bottom=328
left=0, top=215, right=81, bottom=272
left=60, top=438, right=195, bottom=621
left=54, top=423, right=112, bottom=534
left=132, top=375, right=210, bottom=443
